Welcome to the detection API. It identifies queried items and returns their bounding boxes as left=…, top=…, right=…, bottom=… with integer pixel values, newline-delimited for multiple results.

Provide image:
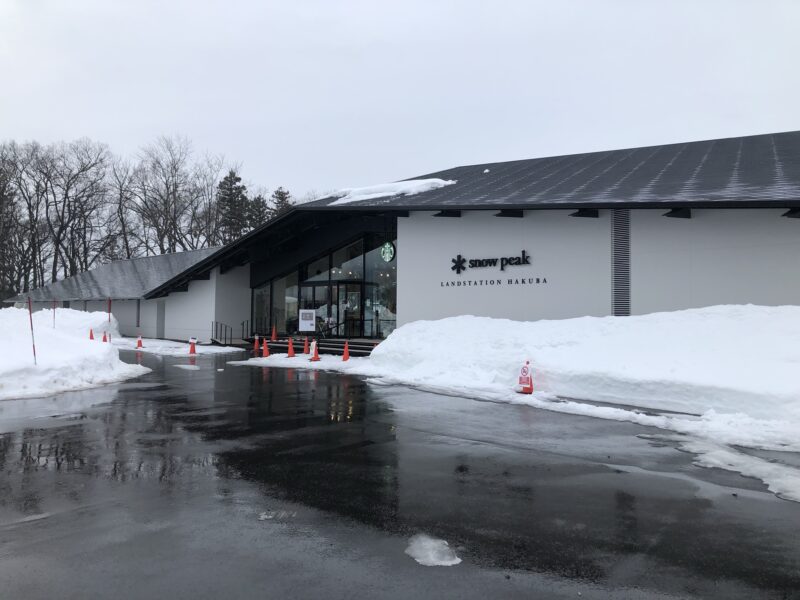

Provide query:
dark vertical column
left=360, top=235, right=366, bottom=338
left=611, top=209, right=631, bottom=316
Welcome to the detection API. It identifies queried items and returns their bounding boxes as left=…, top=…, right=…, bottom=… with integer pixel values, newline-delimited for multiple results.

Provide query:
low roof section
left=5, top=247, right=220, bottom=303
left=302, top=130, right=800, bottom=211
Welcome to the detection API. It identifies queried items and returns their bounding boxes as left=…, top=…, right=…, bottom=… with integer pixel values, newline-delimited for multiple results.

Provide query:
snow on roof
left=5, top=247, right=220, bottom=303
left=327, top=178, right=457, bottom=205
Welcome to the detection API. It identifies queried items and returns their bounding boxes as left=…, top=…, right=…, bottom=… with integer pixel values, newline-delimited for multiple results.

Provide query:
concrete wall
left=397, top=210, right=612, bottom=325
left=630, top=209, right=800, bottom=314
left=212, top=265, right=251, bottom=338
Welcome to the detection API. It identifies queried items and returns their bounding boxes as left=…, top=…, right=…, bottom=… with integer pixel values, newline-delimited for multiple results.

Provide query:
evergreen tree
left=248, top=193, right=271, bottom=229
left=270, top=186, right=294, bottom=216
left=216, top=170, right=249, bottom=244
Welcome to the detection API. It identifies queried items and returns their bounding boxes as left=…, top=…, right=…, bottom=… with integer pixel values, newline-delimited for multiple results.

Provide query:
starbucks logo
left=380, top=241, right=395, bottom=263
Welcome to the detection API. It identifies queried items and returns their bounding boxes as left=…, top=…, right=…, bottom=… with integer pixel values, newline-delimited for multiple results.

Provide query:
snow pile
left=405, top=534, right=462, bottom=566
left=328, top=178, right=456, bottom=205
left=368, top=306, right=800, bottom=420
left=230, top=305, right=800, bottom=501
left=0, top=308, right=149, bottom=401
left=111, top=337, right=242, bottom=356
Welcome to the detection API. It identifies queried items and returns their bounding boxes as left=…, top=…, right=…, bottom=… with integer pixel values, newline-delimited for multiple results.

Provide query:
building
left=8, top=130, right=800, bottom=341
left=6, top=248, right=251, bottom=342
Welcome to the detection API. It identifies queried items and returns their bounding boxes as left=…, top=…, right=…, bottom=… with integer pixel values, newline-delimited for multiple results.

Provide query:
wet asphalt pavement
left=0, top=351, right=799, bottom=599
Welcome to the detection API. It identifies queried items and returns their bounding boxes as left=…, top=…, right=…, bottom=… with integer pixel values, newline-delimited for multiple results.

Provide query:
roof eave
left=299, top=199, right=800, bottom=212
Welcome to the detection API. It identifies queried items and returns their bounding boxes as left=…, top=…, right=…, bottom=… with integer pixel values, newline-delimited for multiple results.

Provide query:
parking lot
left=0, top=351, right=798, bottom=599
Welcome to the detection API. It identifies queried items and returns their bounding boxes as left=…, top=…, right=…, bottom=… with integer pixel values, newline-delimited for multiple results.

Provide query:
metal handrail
left=211, top=321, right=233, bottom=345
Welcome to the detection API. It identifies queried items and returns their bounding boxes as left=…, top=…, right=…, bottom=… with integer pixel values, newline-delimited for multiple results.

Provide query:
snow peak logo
left=450, top=250, right=531, bottom=275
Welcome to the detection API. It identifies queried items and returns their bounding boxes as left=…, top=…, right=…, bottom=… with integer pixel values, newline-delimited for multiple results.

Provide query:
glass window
left=303, top=255, right=330, bottom=283
left=364, top=237, right=397, bottom=339
left=331, top=240, right=363, bottom=281
left=253, top=282, right=271, bottom=333
left=271, top=271, right=298, bottom=334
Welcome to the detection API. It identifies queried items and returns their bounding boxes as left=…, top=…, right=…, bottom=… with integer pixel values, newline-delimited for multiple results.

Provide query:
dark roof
left=304, top=130, right=800, bottom=210
left=5, top=248, right=220, bottom=303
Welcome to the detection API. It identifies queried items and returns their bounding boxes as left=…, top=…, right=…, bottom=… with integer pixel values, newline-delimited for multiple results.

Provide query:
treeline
left=0, top=135, right=296, bottom=300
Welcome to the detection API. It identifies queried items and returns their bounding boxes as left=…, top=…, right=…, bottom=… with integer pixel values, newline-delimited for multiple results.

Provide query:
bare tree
left=7, top=141, right=52, bottom=290
left=42, top=139, right=112, bottom=278
left=108, top=159, right=141, bottom=260
left=0, top=134, right=273, bottom=298
left=193, top=154, right=225, bottom=248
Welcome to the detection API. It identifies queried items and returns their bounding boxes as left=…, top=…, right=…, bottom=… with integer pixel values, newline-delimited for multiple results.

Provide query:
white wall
left=163, top=278, right=215, bottom=342
left=138, top=299, right=158, bottom=339
left=212, top=265, right=251, bottom=338
left=630, top=209, right=800, bottom=314
left=397, top=210, right=612, bottom=325
left=108, top=300, right=138, bottom=336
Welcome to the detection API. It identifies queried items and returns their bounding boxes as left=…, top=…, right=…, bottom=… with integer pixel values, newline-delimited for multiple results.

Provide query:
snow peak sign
left=450, top=250, right=531, bottom=275
left=441, top=249, right=547, bottom=288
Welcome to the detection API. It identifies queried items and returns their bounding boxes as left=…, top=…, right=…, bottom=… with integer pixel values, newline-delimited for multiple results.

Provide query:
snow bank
left=369, top=306, right=800, bottom=421
left=230, top=305, right=800, bottom=501
left=328, top=178, right=456, bottom=205
left=0, top=308, right=149, bottom=401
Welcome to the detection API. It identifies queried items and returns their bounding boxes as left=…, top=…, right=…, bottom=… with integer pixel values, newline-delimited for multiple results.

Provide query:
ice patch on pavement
left=677, top=439, right=800, bottom=502
left=173, top=365, right=201, bottom=371
left=405, top=534, right=462, bottom=566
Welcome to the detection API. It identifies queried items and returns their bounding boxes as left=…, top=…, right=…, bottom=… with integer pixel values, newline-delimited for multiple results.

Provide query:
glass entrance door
left=335, top=283, right=362, bottom=338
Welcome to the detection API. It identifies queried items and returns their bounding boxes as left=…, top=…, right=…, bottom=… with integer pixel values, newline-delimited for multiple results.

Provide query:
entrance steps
left=245, top=337, right=380, bottom=358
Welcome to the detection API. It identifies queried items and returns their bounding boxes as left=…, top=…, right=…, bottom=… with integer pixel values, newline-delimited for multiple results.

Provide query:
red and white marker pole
left=107, top=297, right=112, bottom=323
left=27, top=296, right=37, bottom=366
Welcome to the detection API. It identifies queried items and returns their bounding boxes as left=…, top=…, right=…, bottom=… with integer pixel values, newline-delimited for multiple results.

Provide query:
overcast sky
left=2, top=0, right=799, bottom=197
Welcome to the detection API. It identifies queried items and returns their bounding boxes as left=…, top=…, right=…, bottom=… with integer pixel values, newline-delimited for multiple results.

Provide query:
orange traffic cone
left=309, top=340, right=320, bottom=362
left=342, top=341, right=350, bottom=362
left=189, top=337, right=197, bottom=355
left=102, top=331, right=107, bottom=343
left=287, top=337, right=295, bottom=358
left=517, top=360, right=534, bottom=394
left=270, top=325, right=277, bottom=342
left=262, top=338, right=269, bottom=357
left=303, top=337, right=309, bottom=354
left=136, top=335, right=143, bottom=349
left=89, top=328, right=94, bottom=340
left=253, top=334, right=260, bottom=354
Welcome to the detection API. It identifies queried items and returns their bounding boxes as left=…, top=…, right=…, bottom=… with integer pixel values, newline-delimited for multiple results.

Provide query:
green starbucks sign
left=380, top=241, right=396, bottom=263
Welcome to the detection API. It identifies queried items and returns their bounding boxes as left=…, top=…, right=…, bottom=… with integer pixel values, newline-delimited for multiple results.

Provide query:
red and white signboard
left=517, top=360, right=533, bottom=394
